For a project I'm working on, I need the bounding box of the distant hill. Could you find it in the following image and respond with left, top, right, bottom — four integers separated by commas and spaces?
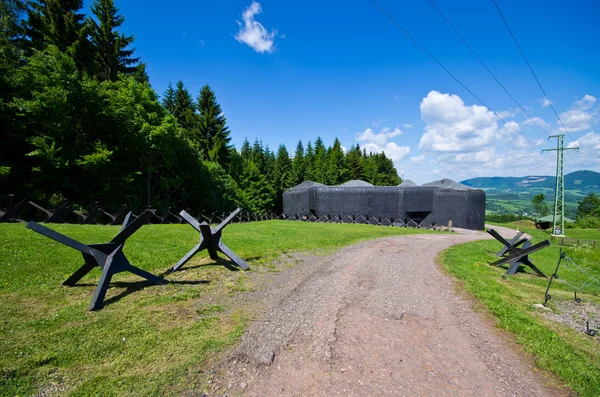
461, 170, 600, 193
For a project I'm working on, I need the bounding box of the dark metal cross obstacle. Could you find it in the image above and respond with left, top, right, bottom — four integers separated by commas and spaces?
28, 199, 71, 223
0, 194, 28, 222
26, 210, 167, 311
487, 229, 548, 277
170, 208, 249, 273
494, 230, 527, 257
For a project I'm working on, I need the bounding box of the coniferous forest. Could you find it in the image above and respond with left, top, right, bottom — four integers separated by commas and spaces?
0, 0, 401, 215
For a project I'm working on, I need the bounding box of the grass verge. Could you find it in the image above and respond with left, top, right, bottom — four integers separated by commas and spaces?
0, 220, 432, 396
440, 222, 600, 396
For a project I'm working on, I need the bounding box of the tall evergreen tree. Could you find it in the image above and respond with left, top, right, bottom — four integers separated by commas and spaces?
312, 136, 327, 183
239, 160, 274, 213
161, 82, 176, 114
305, 141, 315, 180
25, 0, 92, 69
273, 144, 294, 211
90, 0, 139, 81
292, 140, 305, 184
251, 139, 265, 172
345, 144, 364, 181
326, 137, 346, 185
172, 80, 197, 134
240, 138, 251, 160
196, 84, 231, 169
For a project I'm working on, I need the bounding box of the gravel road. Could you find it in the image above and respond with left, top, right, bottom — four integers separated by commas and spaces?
211, 227, 568, 396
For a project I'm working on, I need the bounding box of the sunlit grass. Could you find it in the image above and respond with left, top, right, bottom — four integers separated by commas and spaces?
441, 222, 600, 396
0, 220, 432, 396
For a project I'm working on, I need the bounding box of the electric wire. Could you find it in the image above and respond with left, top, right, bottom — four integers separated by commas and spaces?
429, 0, 550, 140
370, 0, 538, 148
491, 0, 576, 144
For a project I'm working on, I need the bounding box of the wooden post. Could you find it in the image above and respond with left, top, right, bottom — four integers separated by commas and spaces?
448, 220, 453, 232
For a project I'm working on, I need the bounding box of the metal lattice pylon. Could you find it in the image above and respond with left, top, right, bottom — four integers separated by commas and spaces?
542, 135, 578, 237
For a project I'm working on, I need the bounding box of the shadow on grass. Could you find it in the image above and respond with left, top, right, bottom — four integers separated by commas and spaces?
102, 279, 211, 307
163, 257, 249, 274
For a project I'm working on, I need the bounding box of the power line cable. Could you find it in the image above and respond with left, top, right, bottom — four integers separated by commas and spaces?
491, 0, 576, 144
428, 0, 550, 140
370, 0, 538, 148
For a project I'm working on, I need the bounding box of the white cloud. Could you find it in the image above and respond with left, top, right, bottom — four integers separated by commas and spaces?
409, 155, 425, 165
403, 123, 413, 128
234, 2, 277, 54
356, 127, 402, 147
394, 94, 400, 100
542, 98, 552, 108
575, 94, 597, 110
522, 116, 550, 131
558, 94, 597, 132
199, 39, 205, 47
564, 132, 600, 171
372, 119, 385, 127
418, 90, 506, 153
497, 108, 518, 119
355, 127, 410, 163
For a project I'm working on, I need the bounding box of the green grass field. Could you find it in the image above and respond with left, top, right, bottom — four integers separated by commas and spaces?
441, 222, 600, 396
0, 221, 433, 396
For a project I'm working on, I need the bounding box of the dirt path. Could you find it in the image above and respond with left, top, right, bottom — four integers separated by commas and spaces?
211, 227, 564, 396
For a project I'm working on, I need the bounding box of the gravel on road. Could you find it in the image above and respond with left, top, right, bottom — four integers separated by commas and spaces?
209, 227, 568, 396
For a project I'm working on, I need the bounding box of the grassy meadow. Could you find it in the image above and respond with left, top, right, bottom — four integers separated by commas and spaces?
441, 221, 600, 396
0, 220, 432, 396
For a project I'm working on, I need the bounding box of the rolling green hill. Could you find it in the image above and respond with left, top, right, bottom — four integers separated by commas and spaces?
461, 170, 600, 217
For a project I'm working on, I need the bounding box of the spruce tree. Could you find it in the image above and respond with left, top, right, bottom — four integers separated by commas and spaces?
273, 145, 294, 211
240, 138, 251, 160
196, 84, 231, 169
90, 0, 139, 81
239, 160, 275, 213
345, 144, 364, 181
305, 141, 315, 180
325, 137, 346, 185
172, 80, 197, 135
25, 0, 92, 69
162, 82, 176, 114
251, 139, 265, 172
292, 140, 305, 184
312, 136, 327, 183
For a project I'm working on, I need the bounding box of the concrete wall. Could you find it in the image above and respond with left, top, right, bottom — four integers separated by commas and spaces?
282, 182, 486, 230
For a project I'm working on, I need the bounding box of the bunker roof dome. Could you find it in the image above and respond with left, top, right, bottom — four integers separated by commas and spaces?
339, 180, 374, 187
421, 178, 472, 190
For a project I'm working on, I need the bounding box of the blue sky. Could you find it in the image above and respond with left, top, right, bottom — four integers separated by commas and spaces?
90, 0, 599, 183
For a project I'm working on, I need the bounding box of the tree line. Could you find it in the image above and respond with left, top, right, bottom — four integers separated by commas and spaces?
0, 0, 401, 215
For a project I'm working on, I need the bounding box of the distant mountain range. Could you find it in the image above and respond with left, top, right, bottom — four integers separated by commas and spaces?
461, 170, 600, 193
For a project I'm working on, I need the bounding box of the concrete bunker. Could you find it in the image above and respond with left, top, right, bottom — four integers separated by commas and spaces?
283, 179, 486, 230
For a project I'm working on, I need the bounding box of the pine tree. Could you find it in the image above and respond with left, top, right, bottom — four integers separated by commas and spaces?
172, 80, 197, 135
228, 146, 243, 182
239, 160, 275, 213
240, 138, 251, 160
345, 144, 364, 181
312, 136, 327, 183
162, 82, 176, 114
90, 0, 139, 81
292, 140, 305, 185
373, 152, 401, 186
305, 141, 315, 180
196, 84, 231, 169
362, 153, 378, 185
133, 61, 149, 83
25, 0, 92, 69
273, 145, 294, 211
251, 139, 265, 172
325, 137, 346, 185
